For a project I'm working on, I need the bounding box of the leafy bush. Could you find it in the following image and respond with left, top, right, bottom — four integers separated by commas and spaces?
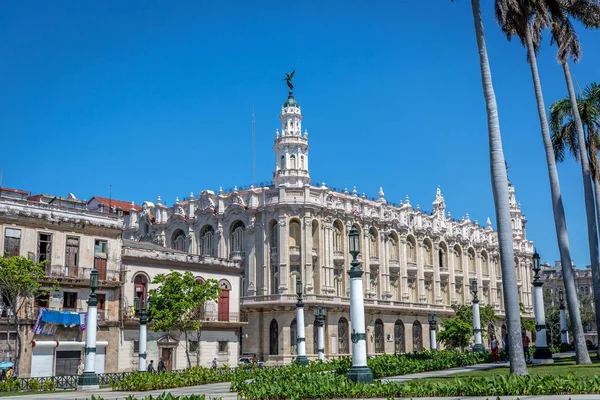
236, 371, 600, 399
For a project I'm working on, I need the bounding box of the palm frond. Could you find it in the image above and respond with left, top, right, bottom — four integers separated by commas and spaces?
569, 0, 600, 28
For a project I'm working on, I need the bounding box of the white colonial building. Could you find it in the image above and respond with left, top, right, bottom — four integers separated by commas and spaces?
124, 90, 535, 364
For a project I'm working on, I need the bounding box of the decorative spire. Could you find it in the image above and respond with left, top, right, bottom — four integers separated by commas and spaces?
465, 212, 470, 222
157, 195, 162, 204
175, 197, 180, 204
219, 187, 223, 194
362, 192, 366, 199
486, 217, 493, 230
404, 195, 411, 208
234, 186, 238, 193
352, 186, 358, 196
378, 187, 384, 198
130, 201, 136, 211
344, 188, 349, 195
189, 192, 195, 200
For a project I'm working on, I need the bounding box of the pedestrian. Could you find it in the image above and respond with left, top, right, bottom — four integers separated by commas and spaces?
158, 358, 166, 373
212, 358, 218, 369
469, 342, 474, 352
77, 359, 84, 375
503, 334, 509, 362
251, 354, 257, 364
147, 360, 155, 373
490, 335, 499, 363
1, 369, 6, 382
6, 367, 13, 379
522, 332, 531, 362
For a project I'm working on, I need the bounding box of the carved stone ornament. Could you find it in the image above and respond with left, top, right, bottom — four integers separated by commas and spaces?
278, 220, 287, 227
304, 218, 312, 226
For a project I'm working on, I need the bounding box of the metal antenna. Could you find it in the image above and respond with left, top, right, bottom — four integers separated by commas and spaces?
252, 103, 257, 185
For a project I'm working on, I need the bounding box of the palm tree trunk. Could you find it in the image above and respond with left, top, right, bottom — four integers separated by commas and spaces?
524, 26, 591, 364
470, 0, 526, 375
587, 130, 600, 245
561, 60, 600, 359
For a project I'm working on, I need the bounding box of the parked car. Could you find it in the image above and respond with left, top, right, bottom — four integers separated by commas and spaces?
238, 357, 264, 368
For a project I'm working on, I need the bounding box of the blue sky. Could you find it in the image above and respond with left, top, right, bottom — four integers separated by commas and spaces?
1, 1, 598, 268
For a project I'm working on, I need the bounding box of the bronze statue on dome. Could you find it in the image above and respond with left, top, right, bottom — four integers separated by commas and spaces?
283, 70, 295, 92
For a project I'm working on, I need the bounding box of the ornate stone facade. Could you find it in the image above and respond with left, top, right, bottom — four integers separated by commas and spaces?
126, 92, 535, 364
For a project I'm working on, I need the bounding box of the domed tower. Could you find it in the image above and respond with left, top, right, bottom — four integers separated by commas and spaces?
508, 177, 527, 240
273, 71, 310, 187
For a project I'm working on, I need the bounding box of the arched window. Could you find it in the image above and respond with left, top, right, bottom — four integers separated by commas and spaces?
424, 239, 433, 266
280, 156, 285, 169
439, 242, 448, 269
333, 221, 343, 253
270, 319, 279, 355
290, 155, 297, 169
407, 236, 416, 263
230, 221, 245, 254
300, 155, 305, 170
200, 225, 214, 256
172, 229, 186, 251
334, 270, 344, 297
389, 233, 399, 262
412, 321, 423, 351
394, 320, 405, 354
289, 220, 301, 248
482, 251, 489, 275
338, 317, 349, 354
468, 248, 476, 273
374, 319, 384, 353
454, 245, 463, 271
511, 219, 516, 229
290, 318, 297, 355
133, 273, 149, 309
369, 228, 378, 258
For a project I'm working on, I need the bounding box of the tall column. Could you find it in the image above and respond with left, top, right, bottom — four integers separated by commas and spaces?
78, 268, 100, 391
532, 251, 553, 363
471, 280, 484, 352
559, 290, 569, 344
304, 216, 314, 293
295, 279, 308, 365
347, 225, 373, 384
247, 220, 257, 296
400, 238, 409, 301
278, 217, 289, 293
417, 241, 426, 303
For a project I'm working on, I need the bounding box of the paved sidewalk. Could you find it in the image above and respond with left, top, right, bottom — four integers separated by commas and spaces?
380, 362, 507, 383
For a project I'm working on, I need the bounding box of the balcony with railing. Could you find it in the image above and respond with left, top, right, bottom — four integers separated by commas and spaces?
230, 251, 245, 262
43, 265, 121, 287
407, 261, 417, 271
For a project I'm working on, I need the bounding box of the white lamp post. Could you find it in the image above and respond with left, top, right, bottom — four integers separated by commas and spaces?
295, 279, 309, 366
347, 225, 373, 384
559, 290, 569, 345
428, 313, 437, 351
314, 305, 327, 361
78, 267, 100, 391
471, 279, 484, 352
531, 251, 553, 363
134, 290, 150, 372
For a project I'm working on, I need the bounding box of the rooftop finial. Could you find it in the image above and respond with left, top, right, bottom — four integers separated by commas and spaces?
378, 187, 385, 198
283, 70, 295, 94
157, 195, 162, 204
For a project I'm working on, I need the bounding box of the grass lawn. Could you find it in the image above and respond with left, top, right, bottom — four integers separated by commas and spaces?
423, 357, 600, 382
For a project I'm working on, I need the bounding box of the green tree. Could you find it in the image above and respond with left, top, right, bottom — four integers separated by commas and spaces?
438, 318, 472, 350
452, 0, 527, 375
494, 0, 593, 364
438, 304, 500, 350
148, 270, 220, 368
0, 256, 48, 375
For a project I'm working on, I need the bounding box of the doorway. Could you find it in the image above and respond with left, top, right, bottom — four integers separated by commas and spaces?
161, 348, 173, 371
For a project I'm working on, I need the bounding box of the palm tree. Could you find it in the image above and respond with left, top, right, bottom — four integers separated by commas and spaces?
545, 1, 600, 359
494, 0, 591, 364
551, 82, 600, 234
457, 0, 527, 374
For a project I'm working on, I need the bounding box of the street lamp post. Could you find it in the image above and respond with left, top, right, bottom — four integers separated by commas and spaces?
532, 251, 553, 363
347, 225, 374, 384
77, 267, 100, 391
314, 305, 327, 361
559, 290, 569, 345
471, 280, 484, 353
295, 278, 309, 366
428, 313, 437, 351
134, 290, 150, 372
